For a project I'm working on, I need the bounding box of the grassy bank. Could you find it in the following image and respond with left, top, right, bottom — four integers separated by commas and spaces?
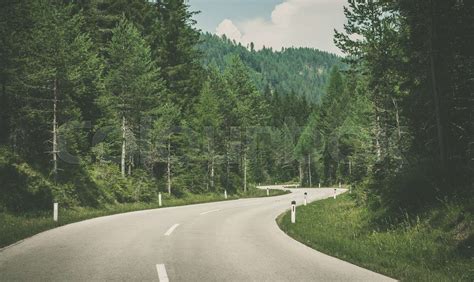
1, 188, 288, 248
277, 193, 473, 281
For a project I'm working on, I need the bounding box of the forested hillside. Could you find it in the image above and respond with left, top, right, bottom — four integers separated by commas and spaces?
199, 33, 341, 103
0, 0, 321, 213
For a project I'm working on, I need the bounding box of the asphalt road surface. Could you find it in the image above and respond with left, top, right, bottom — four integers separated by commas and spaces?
0, 187, 394, 281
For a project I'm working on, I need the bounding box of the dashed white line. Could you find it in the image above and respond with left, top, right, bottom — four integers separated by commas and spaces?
164, 224, 180, 236
199, 209, 221, 215
156, 264, 169, 282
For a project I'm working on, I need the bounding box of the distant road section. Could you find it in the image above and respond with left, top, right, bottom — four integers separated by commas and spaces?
0, 187, 394, 281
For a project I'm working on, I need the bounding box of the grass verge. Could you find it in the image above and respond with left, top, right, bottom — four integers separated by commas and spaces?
1, 188, 288, 248
277, 193, 473, 281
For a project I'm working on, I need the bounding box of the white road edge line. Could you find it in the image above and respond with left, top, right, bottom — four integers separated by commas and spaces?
156, 264, 169, 282
199, 209, 221, 215
164, 224, 180, 236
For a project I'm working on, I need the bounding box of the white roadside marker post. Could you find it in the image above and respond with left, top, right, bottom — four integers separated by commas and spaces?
334, 188, 337, 199
266, 188, 269, 196
224, 190, 228, 199
159, 193, 162, 207
53, 203, 58, 222
304, 192, 307, 206
291, 201, 296, 223
339, 182, 342, 188
319, 182, 321, 188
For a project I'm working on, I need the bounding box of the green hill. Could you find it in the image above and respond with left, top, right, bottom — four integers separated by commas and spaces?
198, 33, 341, 103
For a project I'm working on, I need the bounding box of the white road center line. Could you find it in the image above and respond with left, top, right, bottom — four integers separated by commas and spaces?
156, 264, 169, 282
164, 223, 180, 236
199, 209, 221, 215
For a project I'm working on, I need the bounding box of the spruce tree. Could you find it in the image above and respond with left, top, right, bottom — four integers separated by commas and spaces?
149, 0, 203, 115
101, 18, 163, 177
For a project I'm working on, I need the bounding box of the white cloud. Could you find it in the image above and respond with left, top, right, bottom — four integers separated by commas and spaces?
216, 19, 242, 42
214, 0, 346, 54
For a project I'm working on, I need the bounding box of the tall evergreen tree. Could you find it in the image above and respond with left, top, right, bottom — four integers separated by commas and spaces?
194, 77, 224, 191
149, 0, 203, 115
100, 18, 163, 177
9, 1, 102, 177
225, 56, 268, 191
149, 102, 181, 195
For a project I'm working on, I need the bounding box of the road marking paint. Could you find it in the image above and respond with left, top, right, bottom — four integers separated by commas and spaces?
199, 209, 221, 215
156, 264, 169, 282
164, 224, 180, 236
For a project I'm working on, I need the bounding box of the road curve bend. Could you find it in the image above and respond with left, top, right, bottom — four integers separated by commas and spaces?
0, 187, 394, 281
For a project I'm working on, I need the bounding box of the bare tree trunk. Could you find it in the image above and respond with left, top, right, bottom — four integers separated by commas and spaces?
298, 160, 303, 186
167, 137, 171, 195
226, 140, 230, 192
210, 141, 215, 191
211, 158, 215, 191
121, 115, 126, 177
429, 0, 446, 168
243, 149, 247, 192
375, 113, 382, 160
207, 139, 216, 191
308, 154, 312, 187
207, 140, 211, 191
52, 78, 58, 181
349, 160, 352, 176
392, 98, 402, 140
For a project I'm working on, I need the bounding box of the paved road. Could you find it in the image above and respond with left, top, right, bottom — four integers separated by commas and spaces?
0, 187, 394, 281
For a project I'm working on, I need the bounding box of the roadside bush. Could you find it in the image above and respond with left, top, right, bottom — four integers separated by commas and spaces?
130, 169, 158, 202
0, 147, 54, 212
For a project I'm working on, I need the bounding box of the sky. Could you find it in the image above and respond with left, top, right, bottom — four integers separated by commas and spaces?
189, 0, 347, 55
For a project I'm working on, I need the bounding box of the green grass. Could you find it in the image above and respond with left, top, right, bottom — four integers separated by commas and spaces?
0, 188, 288, 248
277, 194, 473, 281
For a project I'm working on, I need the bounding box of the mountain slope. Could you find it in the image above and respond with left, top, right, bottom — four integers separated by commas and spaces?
198, 33, 342, 103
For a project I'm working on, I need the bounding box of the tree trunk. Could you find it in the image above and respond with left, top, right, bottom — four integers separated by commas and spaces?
207, 139, 216, 191
308, 153, 312, 187
349, 160, 352, 176
211, 158, 215, 191
210, 142, 215, 191
298, 160, 303, 186
121, 115, 126, 177
428, 0, 446, 168
52, 78, 58, 182
375, 113, 382, 160
243, 149, 247, 192
167, 137, 171, 195
226, 137, 230, 192
392, 98, 402, 141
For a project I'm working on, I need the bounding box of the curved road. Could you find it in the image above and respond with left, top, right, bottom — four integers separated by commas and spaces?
0, 187, 394, 281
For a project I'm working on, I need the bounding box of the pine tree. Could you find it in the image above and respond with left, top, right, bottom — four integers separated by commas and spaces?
7, 1, 102, 180
194, 76, 223, 191
225, 56, 268, 192
101, 18, 162, 177
149, 0, 203, 115
150, 103, 181, 195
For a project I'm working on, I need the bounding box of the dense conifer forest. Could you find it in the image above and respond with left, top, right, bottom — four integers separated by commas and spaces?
0, 0, 472, 229
198, 33, 341, 103
0, 0, 339, 212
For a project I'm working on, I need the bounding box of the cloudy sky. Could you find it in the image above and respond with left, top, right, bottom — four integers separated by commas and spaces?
189, 0, 347, 55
